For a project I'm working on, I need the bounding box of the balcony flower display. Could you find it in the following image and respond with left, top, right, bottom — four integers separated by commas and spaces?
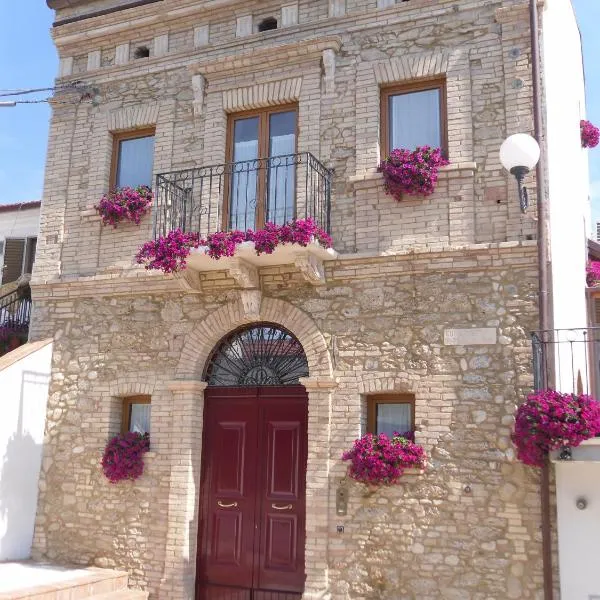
135, 219, 332, 273
587, 261, 600, 287
342, 432, 426, 485
95, 185, 153, 227
378, 146, 449, 200
512, 390, 600, 467
101, 432, 150, 483
0, 321, 29, 356
581, 120, 600, 149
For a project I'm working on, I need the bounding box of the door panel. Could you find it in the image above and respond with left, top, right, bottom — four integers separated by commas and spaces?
200, 390, 259, 591
198, 386, 307, 598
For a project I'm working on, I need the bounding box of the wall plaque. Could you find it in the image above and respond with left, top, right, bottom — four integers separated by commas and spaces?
444, 328, 497, 346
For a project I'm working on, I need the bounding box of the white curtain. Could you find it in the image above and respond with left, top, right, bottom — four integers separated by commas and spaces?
117, 135, 155, 188
231, 139, 258, 230
390, 89, 441, 150
130, 404, 151, 435
376, 403, 412, 437
268, 133, 295, 224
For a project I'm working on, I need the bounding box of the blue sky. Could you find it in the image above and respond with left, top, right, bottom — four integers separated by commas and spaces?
0, 2, 599, 220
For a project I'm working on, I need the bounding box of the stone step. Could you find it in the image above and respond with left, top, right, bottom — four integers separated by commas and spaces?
0, 563, 129, 600
88, 592, 148, 600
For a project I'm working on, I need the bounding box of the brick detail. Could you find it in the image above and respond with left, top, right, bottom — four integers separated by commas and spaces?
329, 0, 345, 18
236, 15, 253, 38
107, 104, 159, 132
115, 43, 129, 65
153, 34, 169, 57
59, 57, 73, 77
222, 77, 303, 112
87, 50, 101, 71
281, 3, 299, 27
193, 25, 209, 47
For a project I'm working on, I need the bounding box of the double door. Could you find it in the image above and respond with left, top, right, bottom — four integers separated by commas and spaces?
197, 386, 308, 600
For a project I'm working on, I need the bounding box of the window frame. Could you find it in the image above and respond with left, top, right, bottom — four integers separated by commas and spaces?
224, 104, 299, 231
366, 393, 415, 436
380, 78, 448, 159
110, 127, 156, 191
121, 395, 151, 435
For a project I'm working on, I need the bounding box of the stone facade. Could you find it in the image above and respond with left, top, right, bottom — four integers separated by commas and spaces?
33, 1, 555, 599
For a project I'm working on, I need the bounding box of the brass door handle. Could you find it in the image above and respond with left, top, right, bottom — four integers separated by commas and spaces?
272, 503, 293, 511
217, 500, 238, 508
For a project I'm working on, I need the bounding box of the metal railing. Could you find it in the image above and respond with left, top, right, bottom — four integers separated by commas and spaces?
532, 328, 600, 396
153, 152, 332, 239
0, 285, 31, 327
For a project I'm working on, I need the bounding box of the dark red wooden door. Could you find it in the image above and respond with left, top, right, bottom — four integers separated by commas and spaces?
197, 386, 308, 600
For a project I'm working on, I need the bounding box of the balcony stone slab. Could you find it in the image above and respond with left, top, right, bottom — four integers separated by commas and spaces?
185, 240, 337, 288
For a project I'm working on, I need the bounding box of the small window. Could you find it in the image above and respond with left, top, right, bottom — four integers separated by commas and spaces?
122, 395, 151, 435
367, 394, 415, 437
111, 129, 155, 189
134, 46, 150, 59
258, 17, 278, 32
381, 79, 447, 157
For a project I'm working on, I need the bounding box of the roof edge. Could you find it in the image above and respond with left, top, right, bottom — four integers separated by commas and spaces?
0, 201, 42, 213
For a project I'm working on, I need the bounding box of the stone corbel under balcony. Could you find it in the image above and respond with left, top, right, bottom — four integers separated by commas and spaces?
184, 240, 336, 288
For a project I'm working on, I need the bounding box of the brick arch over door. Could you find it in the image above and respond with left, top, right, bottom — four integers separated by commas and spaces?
175, 296, 332, 380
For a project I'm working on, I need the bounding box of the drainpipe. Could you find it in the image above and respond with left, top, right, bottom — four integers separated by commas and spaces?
529, 0, 553, 598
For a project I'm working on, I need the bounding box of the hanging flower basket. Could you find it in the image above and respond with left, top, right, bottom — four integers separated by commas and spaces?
342, 432, 426, 486
135, 219, 333, 274
101, 432, 150, 483
0, 321, 29, 356
95, 185, 153, 227
512, 390, 600, 467
581, 120, 600, 149
377, 146, 449, 201
587, 261, 600, 287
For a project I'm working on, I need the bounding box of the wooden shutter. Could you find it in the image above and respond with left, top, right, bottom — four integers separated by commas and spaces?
594, 297, 600, 325
2, 239, 25, 284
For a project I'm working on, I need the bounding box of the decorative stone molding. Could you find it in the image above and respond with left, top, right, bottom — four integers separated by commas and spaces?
153, 34, 169, 57
192, 74, 206, 117
377, 0, 395, 7
194, 25, 209, 47
329, 0, 346, 17
59, 57, 74, 77
373, 51, 450, 84
115, 43, 130, 66
322, 49, 336, 96
107, 103, 159, 131
174, 269, 202, 293
87, 50, 101, 71
299, 376, 339, 391
236, 15, 253, 38
239, 289, 262, 320
295, 254, 326, 285
108, 378, 157, 397
357, 376, 421, 396
281, 3, 299, 27
166, 380, 208, 393
227, 258, 260, 289
222, 77, 302, 112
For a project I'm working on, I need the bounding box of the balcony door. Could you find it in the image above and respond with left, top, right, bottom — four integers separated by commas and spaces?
226, 106, 297, 231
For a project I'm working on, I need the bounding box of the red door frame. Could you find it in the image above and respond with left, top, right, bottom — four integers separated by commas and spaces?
196, 386, 308, 599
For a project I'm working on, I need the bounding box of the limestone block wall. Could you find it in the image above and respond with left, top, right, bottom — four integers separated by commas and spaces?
36, 0, 538, 283
29, 244, 548, 599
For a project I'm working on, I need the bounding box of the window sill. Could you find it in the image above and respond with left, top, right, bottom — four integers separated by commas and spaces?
348, 161, 477, 184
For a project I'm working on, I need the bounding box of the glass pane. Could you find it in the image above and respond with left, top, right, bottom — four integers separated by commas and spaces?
230, 117, 259, 230
116, 135, 155, 188
389, 88, 441, 151
129, 403, 151, 434
268, 111, 296, 225
376, 403, 412, 437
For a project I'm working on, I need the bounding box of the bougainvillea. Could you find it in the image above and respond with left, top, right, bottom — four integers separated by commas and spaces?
581, 120, 600, 149
135, 219, 333, 273
378, 146, 449, 200
95, 185, 153, 227
135, 229, 201, 273
101, 432, 150, 483
0, 321, 29, 356
586, 261, 600, 287
342, 432, 426, 485
512, 390, 600, 467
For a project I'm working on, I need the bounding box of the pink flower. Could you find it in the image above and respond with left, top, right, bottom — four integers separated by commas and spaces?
95, 186, 153, 227
378, 146, 448, 200
581, 120, 600, 149
587, 261, 600, 286
101, 432, 150, 483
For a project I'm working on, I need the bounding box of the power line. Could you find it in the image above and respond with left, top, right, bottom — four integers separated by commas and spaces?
0, 81, 84, 98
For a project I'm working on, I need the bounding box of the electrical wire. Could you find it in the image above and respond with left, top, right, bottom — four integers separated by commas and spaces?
0, 81, 83, 98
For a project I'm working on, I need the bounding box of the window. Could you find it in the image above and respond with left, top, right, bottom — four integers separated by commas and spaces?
226, 106, 297, 230
111, 128, 155, 190
367, 394, 415, 437
122, 395, 151, 435
134, 46, 150, 59
1, 237, 36, 284
381, 79, 447, 157
258, 17, 278, 32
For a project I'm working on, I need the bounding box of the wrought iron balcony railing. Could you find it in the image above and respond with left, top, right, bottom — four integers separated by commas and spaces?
153, 152, 332, 239
532, 328, 600, 397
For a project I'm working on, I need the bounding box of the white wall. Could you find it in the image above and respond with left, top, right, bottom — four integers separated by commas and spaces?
542, 0, 590, 392
555, 440, 600, 599
0, 340, 52, 561
0, 207, 40, 242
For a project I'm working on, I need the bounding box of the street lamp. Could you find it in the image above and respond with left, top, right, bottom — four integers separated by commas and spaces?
499, 133, 540, 212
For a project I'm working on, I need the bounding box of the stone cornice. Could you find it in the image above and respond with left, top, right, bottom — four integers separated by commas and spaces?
167, 380, 208, 394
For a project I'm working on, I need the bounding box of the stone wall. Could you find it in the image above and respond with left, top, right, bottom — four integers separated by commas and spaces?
30, 243, 549, 599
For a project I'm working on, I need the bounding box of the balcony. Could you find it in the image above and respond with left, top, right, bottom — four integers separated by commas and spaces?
152, 152, 335, 286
